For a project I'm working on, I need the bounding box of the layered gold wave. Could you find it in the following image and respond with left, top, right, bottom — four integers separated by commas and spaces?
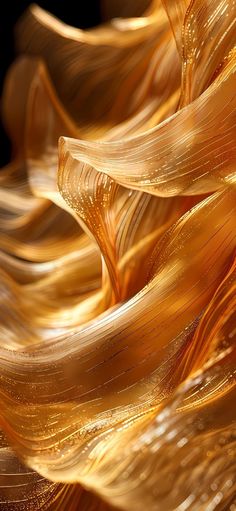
0, 1, 236, 510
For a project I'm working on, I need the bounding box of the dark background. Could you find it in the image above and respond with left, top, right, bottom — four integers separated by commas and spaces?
0, 1, 101, 166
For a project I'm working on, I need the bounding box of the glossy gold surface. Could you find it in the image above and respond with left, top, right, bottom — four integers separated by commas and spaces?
0, 1, 236, 509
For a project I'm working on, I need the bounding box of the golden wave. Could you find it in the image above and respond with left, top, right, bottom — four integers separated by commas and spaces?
0, 1, 235, 509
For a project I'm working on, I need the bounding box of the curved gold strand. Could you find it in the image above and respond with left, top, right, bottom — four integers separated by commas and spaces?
0, 186, 235, 481
0, 2, 236, 509
180, 0, 236, 106
59, 48, 236, 198
161, 0, 190, 55
73, 348, 236, 511
16, 3, 169, 135
0, 433, 114, 511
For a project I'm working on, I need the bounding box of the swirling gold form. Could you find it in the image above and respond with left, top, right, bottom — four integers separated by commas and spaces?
0, 0, 236, 510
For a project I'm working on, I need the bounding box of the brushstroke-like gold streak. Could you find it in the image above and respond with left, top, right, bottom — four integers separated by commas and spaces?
0, 0, 235, 509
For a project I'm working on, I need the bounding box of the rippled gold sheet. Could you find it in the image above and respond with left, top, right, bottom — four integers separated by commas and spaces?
0, 0, 236, 509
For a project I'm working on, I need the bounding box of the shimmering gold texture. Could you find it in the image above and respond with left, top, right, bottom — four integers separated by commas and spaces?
0, 1, 236, 510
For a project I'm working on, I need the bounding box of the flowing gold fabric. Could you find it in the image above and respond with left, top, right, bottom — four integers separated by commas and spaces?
0, 1, 236, 509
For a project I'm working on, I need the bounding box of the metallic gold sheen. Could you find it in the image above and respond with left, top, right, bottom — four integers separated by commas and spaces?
0, 1, 236, 510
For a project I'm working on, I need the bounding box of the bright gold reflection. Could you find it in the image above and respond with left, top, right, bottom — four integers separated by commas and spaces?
0, 1, 236, 510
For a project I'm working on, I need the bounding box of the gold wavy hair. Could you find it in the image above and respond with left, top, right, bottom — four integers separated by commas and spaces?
0, 1, 236, 510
